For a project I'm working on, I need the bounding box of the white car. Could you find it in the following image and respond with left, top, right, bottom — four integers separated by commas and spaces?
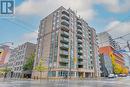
108, 74, 116, 78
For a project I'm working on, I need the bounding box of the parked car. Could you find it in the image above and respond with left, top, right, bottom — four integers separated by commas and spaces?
118, 74, 127, 77
108, 74, 116, 78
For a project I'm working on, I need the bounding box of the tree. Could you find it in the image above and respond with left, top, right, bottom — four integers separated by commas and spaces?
0, 67, 11, 78
23, 54, 35, 71
34, 58, 48, 79
113, 63, 122, 74
109, 52, 116, 66
0, 68, 5, 77
122, 67, 129, 74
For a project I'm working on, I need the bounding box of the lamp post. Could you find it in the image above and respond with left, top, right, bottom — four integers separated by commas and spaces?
127, 41, 130, 52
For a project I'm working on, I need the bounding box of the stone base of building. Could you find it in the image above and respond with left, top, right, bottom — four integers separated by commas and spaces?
32, 69, 99, 79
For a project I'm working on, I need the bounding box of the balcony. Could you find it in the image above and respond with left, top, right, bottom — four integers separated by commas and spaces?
78, 44, 83, 49
61, 21, 69, 28
60, 58, 69, 63
60, 44, 69, 50
61, 15, 69, 22
77, 34, 82, 39
61, 18, 69, 24
61, 25, 69, 32
60, 37, 69, 44
77, 29, 82, 34
77, 55, 83, 58
77, 20, 82, 26
77, 39, 82, 44
62, 11, 69, 17
60, 55, 68, 58
77, 25, 82, 29
78, 62, 84, 65
78, 50, 83, 55
61, 31, 69, 38
60, 50, 69, 56
59, 66, 68, 68
78, 65, 83, 68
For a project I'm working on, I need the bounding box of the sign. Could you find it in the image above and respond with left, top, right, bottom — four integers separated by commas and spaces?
0, 0, 15, 17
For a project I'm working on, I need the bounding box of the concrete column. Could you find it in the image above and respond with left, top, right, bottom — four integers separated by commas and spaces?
91, 73, 93, 78
83, 72, 85, 78
74, 72, 77, 78
56, 71, 58, 77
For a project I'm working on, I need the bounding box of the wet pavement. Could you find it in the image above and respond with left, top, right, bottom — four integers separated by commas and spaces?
0, 77, 130, 87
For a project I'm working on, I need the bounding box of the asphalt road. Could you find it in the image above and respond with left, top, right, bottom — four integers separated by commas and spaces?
0, 77, 130, 87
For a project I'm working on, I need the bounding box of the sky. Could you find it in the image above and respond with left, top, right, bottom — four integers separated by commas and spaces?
0, 0, 130, 48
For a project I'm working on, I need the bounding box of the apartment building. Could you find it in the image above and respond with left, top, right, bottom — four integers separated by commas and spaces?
97, 32, 121, 50
7, 42, 36, 78
99, 54, 113, 77
98, 32, 125, 76
0, 45, 11, 65
32, 6, 100, 78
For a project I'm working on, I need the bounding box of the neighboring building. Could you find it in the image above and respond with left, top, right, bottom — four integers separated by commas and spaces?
99, 46, 130, 75
0, 45, 11, 65
98, 32, 125, 75
123, 53, 130, 72
99, 54, 113, 77
32, 6, 100, 79
7, 42, 36, 78
99, 45, 125, 67
97, 32, 121, 50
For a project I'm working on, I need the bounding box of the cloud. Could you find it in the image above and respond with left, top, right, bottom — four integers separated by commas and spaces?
21, 30, 38, 43
16, 0, 96, 21
106, 21, 130, 38
96, 0, 130, 13
104, 20, 130, 49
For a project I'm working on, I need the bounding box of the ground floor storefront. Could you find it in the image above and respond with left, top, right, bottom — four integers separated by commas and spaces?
6, 71, 32, 78
32, 69, 96, 79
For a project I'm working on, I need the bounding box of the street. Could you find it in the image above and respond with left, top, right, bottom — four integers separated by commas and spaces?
0, 77, 130, 87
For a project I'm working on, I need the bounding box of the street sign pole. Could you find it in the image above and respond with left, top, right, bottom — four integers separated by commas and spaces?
127, 41, 130, 52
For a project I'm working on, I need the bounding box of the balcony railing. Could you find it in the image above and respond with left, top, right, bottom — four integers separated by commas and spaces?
77, 34, 82, 38
78, 62, 84, 65
61, 21, 69, 28
60, 37, 69, 44
60, 43, 69, 50
61, 25, 69, 32
77, 55, 83, 59
61, 15, 69, 22
60, 50, 69, 54
60, 58, 69, 63
77, 29, 82, 34
59, 66, 68, 68
77, 39, 82, 43
77, 20, 82, 26
78, 44, 83, 49
61, 31, 69, 38
77, 25, 82, 29
78, 50, 83, 55
62, 11, 69, 17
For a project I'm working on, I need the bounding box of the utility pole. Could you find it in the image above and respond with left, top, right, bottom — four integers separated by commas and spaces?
127, 41, 130, 51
